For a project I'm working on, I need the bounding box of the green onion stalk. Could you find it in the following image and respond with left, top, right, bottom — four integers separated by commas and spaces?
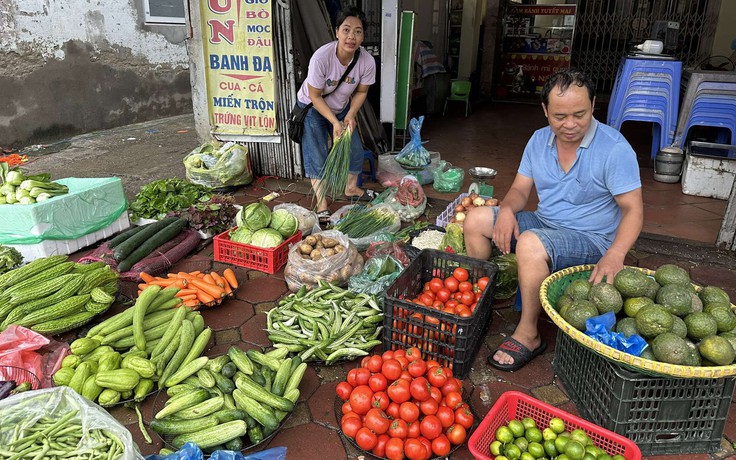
335, 206, 397, 238
317, 127, 353, 205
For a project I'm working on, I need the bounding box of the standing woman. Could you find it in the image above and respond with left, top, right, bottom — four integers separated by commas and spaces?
296, 6, 376, 219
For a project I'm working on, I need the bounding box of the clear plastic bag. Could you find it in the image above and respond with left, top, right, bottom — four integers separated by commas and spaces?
0, 386, 142, 459
329, 204, 402, 251
184, 141, 253, 188
283, 230, 364, 292
273, 203, 320, 236
432, 160, 465, 193
395, 116, 431, 168
365, 241, 411, 266
348, 255, 403, 296
384, 188, 427, 222
491, 253, 519, 300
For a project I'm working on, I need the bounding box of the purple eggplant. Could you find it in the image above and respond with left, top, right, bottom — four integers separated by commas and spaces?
0, 380, 17, 400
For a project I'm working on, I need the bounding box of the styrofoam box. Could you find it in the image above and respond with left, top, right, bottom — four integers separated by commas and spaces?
681, 143, 736, 200
8, 212, 130, 262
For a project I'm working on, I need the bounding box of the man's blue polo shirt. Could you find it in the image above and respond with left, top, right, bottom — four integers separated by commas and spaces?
518, 118, 641, 253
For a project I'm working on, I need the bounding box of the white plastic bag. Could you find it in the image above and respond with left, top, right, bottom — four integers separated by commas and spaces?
329, 204, 402, 251
273, 203, 320, 236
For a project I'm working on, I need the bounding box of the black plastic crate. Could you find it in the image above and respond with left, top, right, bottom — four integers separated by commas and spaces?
553, 331, 736, 455
383, 249, 498, 379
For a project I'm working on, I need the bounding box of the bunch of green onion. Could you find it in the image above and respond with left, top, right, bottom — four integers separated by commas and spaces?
335, 206, 397, 238
317, 127, 353, 204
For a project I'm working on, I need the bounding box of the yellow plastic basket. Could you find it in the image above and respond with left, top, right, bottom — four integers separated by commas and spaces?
540, 264, 736, 378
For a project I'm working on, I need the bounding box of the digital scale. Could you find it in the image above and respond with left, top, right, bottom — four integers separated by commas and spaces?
468, 167, 497, 197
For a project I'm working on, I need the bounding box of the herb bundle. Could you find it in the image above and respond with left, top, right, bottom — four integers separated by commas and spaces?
317, 127, 352, 204
335, 205, 397, 239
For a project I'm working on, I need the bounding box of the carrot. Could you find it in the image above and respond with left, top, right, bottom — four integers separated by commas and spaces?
210, 272, 225, 288
203, 273, 217, 286
183, 299, 200, 308
138, 283, 150, 291
140, 272, 155, 283
149, 278, 187, 288
221, 277, 233, 295
190, 271, 202, 276
179, 294, 198, 302
189, 278, 226, 299
176, 272, 198, 281
196, 290, 216, 304
174, 288, 198, 297
223, 269, 238, 289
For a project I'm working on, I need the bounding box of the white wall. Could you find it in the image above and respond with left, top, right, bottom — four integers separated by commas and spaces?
712, 0, 736, 58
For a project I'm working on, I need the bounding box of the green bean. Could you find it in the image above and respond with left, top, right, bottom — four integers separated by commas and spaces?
325, 347, 369, 364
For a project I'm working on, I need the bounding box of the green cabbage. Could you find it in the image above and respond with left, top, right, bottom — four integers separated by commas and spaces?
250, 228, 284, 248
229, 227, 254, 244
270, 209, 298, 238
237, 201, 271, 231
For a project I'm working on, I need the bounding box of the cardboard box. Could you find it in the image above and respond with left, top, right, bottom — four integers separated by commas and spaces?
681, 142, 736, 200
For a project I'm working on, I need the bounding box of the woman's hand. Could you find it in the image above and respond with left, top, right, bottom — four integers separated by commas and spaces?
332, 121, 344, 139
343, 114, 358, 133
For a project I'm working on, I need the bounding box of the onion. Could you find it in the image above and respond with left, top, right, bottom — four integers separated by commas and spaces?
469, 192, 479, 201
461, 197, 472, 208
455, 212, 466, 222
486, 198, 499, 206
473, 197, 486, 207
454, 204, 466, 213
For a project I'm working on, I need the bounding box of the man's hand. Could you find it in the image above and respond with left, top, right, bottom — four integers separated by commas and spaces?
589, 249, 626, 284
492, 207, 519, 254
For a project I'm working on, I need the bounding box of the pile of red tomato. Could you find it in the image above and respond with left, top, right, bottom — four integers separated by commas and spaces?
403, 267, 490, 318
336, 347, 474, 460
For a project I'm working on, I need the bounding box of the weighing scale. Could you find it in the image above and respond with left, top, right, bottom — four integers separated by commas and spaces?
468, 167, 497, 197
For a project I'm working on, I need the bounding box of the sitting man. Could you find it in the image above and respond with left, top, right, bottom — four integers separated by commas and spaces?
464, 69, 643, 372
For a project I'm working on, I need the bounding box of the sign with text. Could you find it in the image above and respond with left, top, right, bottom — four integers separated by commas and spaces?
200, 0, 276, 137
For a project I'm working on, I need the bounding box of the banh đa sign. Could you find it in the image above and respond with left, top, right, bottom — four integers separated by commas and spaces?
200, 0, 276, 138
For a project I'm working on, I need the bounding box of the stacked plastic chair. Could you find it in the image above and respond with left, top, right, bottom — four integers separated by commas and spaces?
674, 77, 736, 152
607, 57, 682, 159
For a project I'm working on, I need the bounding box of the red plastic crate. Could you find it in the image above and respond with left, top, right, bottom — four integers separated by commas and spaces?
468, 391, 641, 460
213, 229, 301, 274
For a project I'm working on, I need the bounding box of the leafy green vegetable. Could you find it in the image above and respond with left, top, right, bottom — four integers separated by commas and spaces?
229, 227, 254, 244
441, 223, 465, 255
237, 202, 271, 231
270, 209, 298, 238
168, 194, 238, 236
129, 178, 212, 221
250, 228, 283, 248
0, 245, 23, 275
492, 252, 518, 300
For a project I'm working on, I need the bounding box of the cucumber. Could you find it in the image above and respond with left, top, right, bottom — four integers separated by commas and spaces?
212, 371, 235, 394
175, 396, 224, 420
155, 388, 210, 419
107, 225, 147, 249
221, 362, 237, 379
213, 408, 247, 423
232, 389, 279, 432
270, 358, 291, 397
234, 374, 294, 412
247, 424, 264, 445
113, 217, 179, 262
117, 218, 187, 272
149, 416, 219, 436
196, 368, 216, 388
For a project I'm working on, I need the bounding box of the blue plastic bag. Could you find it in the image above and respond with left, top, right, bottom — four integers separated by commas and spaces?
395, 116, 431, 168
585, 312, 648, 356
146, 443, 287, 460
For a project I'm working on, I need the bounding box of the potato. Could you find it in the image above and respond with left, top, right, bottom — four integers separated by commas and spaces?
310, 249, 322, 260
334, 245, 346, 253
299, 243, 313, 255
316, 241, 324, 250
301, 254, 311, 260
340, 264, 353, 280
304, 235, 317, 246
322, 237, 339, 248
324, 248, 336, 257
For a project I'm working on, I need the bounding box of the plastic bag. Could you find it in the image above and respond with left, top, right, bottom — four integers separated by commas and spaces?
283, 230, 364, 292
383, 189, 427, 222
0, 325, 69, 389
432, 160, 465, 193
329, 204, 402, 251
440, 223, 465, 255
184, 141, 253, 188
145, 443, 287, 460
348, 255, 403, 296
585, 312, 649, 356
273, 203, 319, 236
492, 253, 519, 300
365, 241, 411, 266
0, 387, 142, 459
395, 116, 431, 168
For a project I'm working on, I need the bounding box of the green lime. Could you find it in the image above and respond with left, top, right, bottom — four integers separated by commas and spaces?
598, 454, 612, 460
582, 454, 597, 460
528, 441, 546, 459
585, 445, 602, 457
612, 455, 626, 460
496, 426, 515, 444
549, 417, 566, 434
554, 435, 570, 453
520, 453, 536, 460
514, 437, 529, 452
522, 417, 537, 430
565, 440, 586, 460
496, 457, 509, 460
508, 419, 526, 438
490, 440, 503, 456
559, 431, 571, 438
543, 439, 558, 458
557, 455, 571, 460
504, 443, 522, 460
542, 427, 557, 441
570, 429, 590, 447
525, 427, 543, 443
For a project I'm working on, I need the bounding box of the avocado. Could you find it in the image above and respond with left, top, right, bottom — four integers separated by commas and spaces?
699, 286, 731, 306
562, 300, 599, 331
656, 283, 693, 317
564, 279, 592, 301
615, 317, 639, 338
639, 346, 656, 361
683, 340, 702, 367
556, 294, 574, 313
623, 297, 655, 318
703, 301, 733, 314
635, 305, 674, 339
654, 264, 690, 287
698, 335, 736, 366
643, 277, 661, 300
690, 293, 703, 313
671, 315, 688, 339
706, 305, 736, 333
651, 332, 690, 365
589, 282, 623, 314
719, 333, 736, 357
684, 312, 719, 341
613, 268, 651, 298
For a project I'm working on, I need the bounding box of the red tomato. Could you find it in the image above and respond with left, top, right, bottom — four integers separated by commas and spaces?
477, 276, 490, 291
341, 401, 353, 414
399, 370, 413, 381
373, 433, 390, 458
366, 355, 384, 373
409, 376, 431, 401
423, 281, 432, 292
431, 300, 444, 310
458, 281, 473, 292
431, 434, 451, 456
386, 401, 401, 419
387, 378, 411, 404
460, 291, 475, 306
418, 437, 433, 460
456, 305, 472, 317
453, 291, 464, 301
382, 350, 395, 361
428, 277, 444, 293
349, 385, 374, 415
419, 396, 439, 416
342, 411, 361, 420
436, 406, 455, 428
440, 378, 461, 396
395, 355, 409, 370
444, 300, 458, 311
446, 423, 467, 445
354, 367, 371, 386
388, 418, 409, 439
355, 426, 378, 450
435, 288, 451, 303
385, 437, 405, 460
381, 359, 403, 381
454, 406, 474, 429
394, 349, 406, 359
369, 372, 388, 392
419, 293, 434, 307
444, 277, 459, 293
407, 420, 421, 438
426, 359, 441, 369
404, 438, 428, 460
347, 368, 359, 387
372, 391, 390, 411
335, 381, 354, 400
361, 356, 371, 368
407, 359, 427, 378
452, 268, 469, 282
419, 415, 443, 440
444, 390, 464, 410
427, 366, 448, 387
341, 416, 363, 438
429, 386, 443, 404
364, 408, 391, 435
399, 401, 420, 423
